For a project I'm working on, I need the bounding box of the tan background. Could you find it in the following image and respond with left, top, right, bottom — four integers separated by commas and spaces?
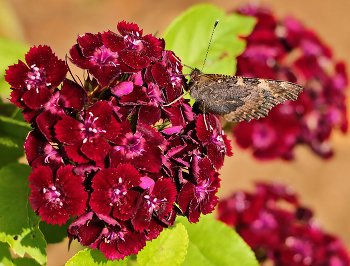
4, 0, 350, 265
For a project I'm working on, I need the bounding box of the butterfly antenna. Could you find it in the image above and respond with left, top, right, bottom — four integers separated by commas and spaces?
173, 55, 194, 71
201, 20, 219, 72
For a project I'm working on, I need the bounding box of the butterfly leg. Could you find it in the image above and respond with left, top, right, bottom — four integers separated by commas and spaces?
204, 114, 209, 130
163, 91, 190, 107
201, 102, 209, 130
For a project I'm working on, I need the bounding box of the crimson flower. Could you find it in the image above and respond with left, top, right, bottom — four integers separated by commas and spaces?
68, 213, 146, 261
132, 177, 177, 231
90, 164, 141, 220
178, 157, 220, 223
218, 182, 350, 265
196, 114, 233, 169
29, 165, 88, 225
6, 20, 233, 260
6, 45, 68, 109
55, 100, 121, 163
69, 33, 130, 87
109, 122, 164, 173
102, 21, 164, 69
232, 5, 348, 160
24, 130, 64, 172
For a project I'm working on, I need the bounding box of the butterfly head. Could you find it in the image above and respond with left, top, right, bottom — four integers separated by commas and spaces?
189, 68, 202, 81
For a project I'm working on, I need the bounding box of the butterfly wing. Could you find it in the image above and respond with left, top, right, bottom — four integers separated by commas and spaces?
189, 73, 304, 123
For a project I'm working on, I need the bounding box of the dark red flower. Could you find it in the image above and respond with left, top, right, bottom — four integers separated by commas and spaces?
55, 100, 121, 163
102, 21, 164, 69
130, 50, 186, 126
7, 20, 233, 260
90, 164, 141, 220
96, 221, 146, 261
5, 45, 68, 109
233, 5, 348, 160
132, 177, 177, 231
149, 50, 185, 103
69, 33, 131, 87
24, 130, 64, 171
218, 182, 350, 265
178, 157, 220, 223
109, 122, 164, 173
196, 114, 233, 169
35, 79, 88, 141
29, 165, 88, 225
68, 212, 104, 246
68, 212, 146, 261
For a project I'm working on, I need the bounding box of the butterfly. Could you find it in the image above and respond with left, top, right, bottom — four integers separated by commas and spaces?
165, 20, 304, 123
188, 68, 304, 123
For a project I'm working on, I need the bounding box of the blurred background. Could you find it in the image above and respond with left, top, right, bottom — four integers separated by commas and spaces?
3, 0, 350, 265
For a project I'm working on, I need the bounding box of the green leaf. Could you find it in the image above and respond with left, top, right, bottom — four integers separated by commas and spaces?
12, 257, 41, 266
39, 216, 74, 244
0, 163, 47, 265
0, 36, 28, 98
178, 215, 259, 266
137, 223, 188, 266
0, 115, 31, 140
163, 3, 256, 75
0, 102, 18, 118
65, 248, 128, 266
0, 241, 13, 266
0, 115, 31, 167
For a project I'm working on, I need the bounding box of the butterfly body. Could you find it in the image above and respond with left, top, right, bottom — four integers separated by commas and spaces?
188, 68, 304, 123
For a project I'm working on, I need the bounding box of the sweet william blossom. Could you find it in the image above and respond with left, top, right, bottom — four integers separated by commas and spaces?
218, 182, 350, 265
109, 122, 164, 173
6, 20, 233, 260
196, 114, 233, 169
55, 100, 121, 163
90, 164, 141, 220
178, 157, 220, 223
132, 177, 177, 231
6, 45, 68, 109
232, 5, 348, 160
102, 21, 164, 69
29, 165, 88, 225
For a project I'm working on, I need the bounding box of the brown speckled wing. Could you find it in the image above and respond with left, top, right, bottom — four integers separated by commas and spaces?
188, 69, 304, 123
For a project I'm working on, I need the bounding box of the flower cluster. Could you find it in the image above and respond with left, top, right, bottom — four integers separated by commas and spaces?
232, 5, 348, 160
5, 21, 232, 260
218, 182, 350, 265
